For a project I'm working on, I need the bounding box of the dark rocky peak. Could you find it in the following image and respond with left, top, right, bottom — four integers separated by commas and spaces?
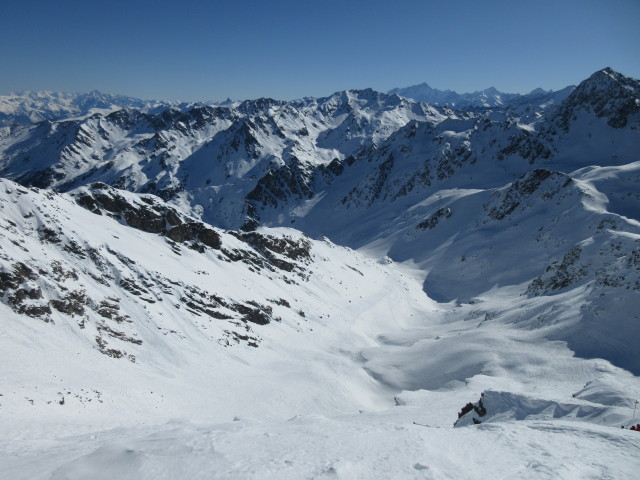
104, 108, 153, 130
237, 97, 286, 116
311, 88, 396, 117
345, 88, 406, 110
349, 88, 386, 104
244, 114, 286, 138
246, 156, 315, 213
226, 118, 262, 155
149, 107, 191, 130
155, 105, 237, 134
555, 68, 640, 129
572, 68, 639, 100
186, 104, 236, 129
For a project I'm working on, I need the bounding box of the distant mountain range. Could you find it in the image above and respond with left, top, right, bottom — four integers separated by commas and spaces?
0, 79, 575, 128
388, 81, 575, 109
0, 90, 188, 126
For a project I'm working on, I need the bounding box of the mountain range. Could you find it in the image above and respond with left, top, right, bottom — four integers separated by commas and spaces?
1, 67, 639, 479
388, 81, 576, 109
0, 90, 185, 126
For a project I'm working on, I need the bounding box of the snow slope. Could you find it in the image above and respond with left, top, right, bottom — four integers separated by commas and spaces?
1, 174, 639, 478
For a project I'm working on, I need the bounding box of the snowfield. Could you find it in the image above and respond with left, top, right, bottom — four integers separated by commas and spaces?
1, 178, 638, 478
1, 68, 640, 478
4, 414, 640, 479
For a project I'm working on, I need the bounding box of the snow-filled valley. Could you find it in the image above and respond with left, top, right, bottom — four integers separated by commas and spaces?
1, 68, 640, 479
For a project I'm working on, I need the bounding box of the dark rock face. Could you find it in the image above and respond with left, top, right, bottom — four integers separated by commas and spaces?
198, 228, 222, 249
166, 222, 222, 249
487, 169, 570, 221
498, 130, 552, 163
0, 263, 51, 318
50, 290, 88, 316
527, 245, 589, 296
247, 159, 314, 209
417, 207, 452, 230
73, 183, 311, 282
233, 301, 274, 325
166, 223, 196, 242
74, 184, 221, 250
554, 68, 640, 131
233, 231, 312, 273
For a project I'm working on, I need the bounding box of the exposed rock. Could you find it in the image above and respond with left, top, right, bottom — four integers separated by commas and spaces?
417, 207, 452, 230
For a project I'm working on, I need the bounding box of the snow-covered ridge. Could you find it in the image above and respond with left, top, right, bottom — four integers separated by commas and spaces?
388, 80, 575, 109
1, 68, 637, 236
0, 90, 186, 126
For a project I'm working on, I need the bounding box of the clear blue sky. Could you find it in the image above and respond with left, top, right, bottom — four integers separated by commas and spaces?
2, 0, 639, 102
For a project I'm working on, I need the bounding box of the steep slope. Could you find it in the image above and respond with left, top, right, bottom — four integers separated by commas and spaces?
1, 69, 635, 236
0, 89, 451, 229
0, 178, 440, 426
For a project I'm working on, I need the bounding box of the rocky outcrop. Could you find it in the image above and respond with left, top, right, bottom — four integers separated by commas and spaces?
416, 207, 452, 230
485, 169, 571, 221
74, 183, 221, 250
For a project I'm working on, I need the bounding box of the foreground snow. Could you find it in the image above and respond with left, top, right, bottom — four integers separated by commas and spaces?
3, 407, 639, 479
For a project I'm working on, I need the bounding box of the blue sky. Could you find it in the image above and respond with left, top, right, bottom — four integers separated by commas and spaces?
2, 0, 639, 101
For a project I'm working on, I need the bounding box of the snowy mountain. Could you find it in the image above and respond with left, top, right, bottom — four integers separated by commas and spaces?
388, 82, 514, 107
1, 68, 640, 479
0, 90, 182, 126
388, 81, 575, 109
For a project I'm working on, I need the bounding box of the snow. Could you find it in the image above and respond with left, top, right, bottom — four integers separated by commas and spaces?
3, 414, 639, 480
1, 179, 638, 477
1, 69, 640, 478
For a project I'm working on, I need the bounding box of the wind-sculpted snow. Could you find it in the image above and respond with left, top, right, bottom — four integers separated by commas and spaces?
454, 388, 639, 427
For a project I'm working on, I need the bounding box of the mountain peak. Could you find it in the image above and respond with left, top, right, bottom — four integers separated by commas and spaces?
553, 67, 640, 130
581, 67, 635, 89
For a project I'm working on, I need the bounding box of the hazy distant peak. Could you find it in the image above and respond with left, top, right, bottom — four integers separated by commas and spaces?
388, 80, 576, 109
